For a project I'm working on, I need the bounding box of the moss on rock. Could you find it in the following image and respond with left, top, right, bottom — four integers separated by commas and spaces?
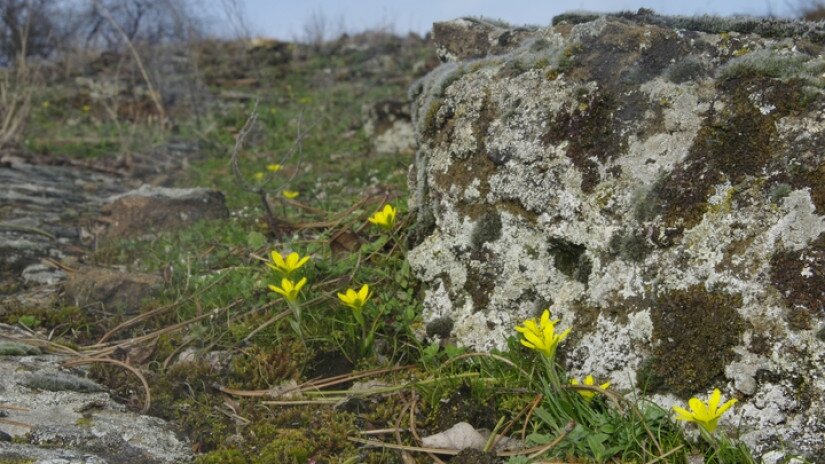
644, 285, 744, 398
542, 89, 626, 193
770, 234, 825, 314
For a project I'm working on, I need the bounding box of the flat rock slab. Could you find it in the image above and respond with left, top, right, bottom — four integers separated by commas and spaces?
0, 154, 124, 284
0, 327, 192, 464
100, 185, 228, 239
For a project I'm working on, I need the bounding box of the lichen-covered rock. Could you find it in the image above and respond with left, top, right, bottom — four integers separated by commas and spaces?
0, 329, 192, 463
408, 11, 825, 461
363, 100, 416, 154
100, 185, 228, 239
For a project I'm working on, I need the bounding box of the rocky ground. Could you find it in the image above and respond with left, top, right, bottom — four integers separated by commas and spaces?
1, 32, 429, 463
0, 143, 228, 462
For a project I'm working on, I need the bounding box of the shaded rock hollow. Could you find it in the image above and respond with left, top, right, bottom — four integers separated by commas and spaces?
407, 11, 825, 461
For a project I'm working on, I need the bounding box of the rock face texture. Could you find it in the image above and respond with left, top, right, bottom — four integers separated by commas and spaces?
0, 326, 193, 463
408, 12, 825, 460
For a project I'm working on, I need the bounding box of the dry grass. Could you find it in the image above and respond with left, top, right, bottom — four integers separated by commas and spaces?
0, 57, 37, 147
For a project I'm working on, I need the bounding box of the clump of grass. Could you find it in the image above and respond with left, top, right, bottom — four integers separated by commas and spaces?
718, 49, 825, 87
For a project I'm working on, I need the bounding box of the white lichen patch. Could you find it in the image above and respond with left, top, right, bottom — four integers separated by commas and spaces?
566, 310, 653, 391
767, 189, 825, 251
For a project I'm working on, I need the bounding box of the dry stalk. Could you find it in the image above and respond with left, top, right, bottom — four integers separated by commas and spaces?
91, 0, 167, 128
97, 272, 231, 344
228, 102, 315, 235
63, 357, 152, 413
0, 48, 35, 147
347, 420, 573, 458
217, 364, 414, 398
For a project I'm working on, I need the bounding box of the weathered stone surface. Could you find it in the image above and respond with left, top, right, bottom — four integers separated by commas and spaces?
100, 185, 228, 238
0, 326, 192, 464
0, 153, 123, 284
363, 100, 416, 154
432, 18, 535, 62
409, 11, 825, 460
62, 266, 162, 315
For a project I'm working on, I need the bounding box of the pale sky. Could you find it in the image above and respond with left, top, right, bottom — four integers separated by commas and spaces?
218, 0, 801, 40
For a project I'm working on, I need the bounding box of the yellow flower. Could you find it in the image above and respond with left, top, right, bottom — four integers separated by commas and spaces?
268, 277, 307, 302
266, 163, 282, 172
514, 309, 570, 358
368, 204, 397, 230
282, 190, 299, 199
337, 284, 372, 312
267, 251, 310, 276
570, 375, 610, 400
253, 171, 265, 181
673, 388, 737, 434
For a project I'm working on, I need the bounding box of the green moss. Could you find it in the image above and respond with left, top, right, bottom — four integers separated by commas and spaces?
75, 415, 94, 427
642, 80, 778, 230
226, 342, 306, 390
608, 229, 652, 263
426, 316, 454, 338
422, 100, 443, 138
718, 50, 820, 85
256, 429, 313, 464
802, 162, 825, 213
552, 13, 601, 26
194, 449, 247, 464
464, 257, 497, 312
0, 341, 41, 356
24, 371, 103, 393
769, 183, 793, 205
644, 285, 744, 398
542, 90, 626, 193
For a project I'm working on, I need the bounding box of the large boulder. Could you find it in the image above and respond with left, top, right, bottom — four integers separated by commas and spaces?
408, 12, 825, 461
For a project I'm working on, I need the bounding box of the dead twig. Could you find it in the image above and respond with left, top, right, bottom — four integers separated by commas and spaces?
63, 357, 151, 414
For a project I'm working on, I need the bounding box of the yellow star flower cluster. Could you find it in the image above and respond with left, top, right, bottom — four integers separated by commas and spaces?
266, 251, 310, 303
673, 388, 738, 433
570, 375, 611, 400
514, 309, 570, 358
368, 204, 397, 230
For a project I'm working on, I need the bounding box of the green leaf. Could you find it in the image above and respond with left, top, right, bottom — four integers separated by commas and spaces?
246, 231, 267, 249
587, 434, 607, 458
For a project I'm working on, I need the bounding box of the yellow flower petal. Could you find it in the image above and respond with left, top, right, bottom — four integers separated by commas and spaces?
673, 406, 695, 422
708, 388, 721, 413
716, 398, 738, 415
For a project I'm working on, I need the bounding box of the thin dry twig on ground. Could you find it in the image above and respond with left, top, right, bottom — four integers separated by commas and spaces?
63, 357, 151, 413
